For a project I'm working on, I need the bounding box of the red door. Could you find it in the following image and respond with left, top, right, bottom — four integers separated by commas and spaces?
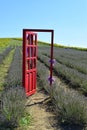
23, 31, 37, 96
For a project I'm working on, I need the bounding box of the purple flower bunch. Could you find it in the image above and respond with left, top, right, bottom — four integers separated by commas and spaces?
48, 76, 55, 84
49, 59, 56, 66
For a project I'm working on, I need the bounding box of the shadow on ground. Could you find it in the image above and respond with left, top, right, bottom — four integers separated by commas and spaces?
48, 115, 86, 130
60, 124, 85, 130
43, 98, 86, 130
0, 114, 17, 130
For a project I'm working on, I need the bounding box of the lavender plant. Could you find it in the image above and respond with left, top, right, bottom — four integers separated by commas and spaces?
38, 46, 87, 72
52, 82, 87, 125
5, 46, 22, 87
37, 60, 50, 93
44, 53, 87, 74
1, 86, 26, 127
37, 59, 87, 126
38, 52, 87, 95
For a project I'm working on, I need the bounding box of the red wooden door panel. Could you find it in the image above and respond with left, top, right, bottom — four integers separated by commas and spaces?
23, 31, 37, 96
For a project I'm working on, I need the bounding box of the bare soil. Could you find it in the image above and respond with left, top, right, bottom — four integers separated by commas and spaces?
26, 87, 59, 130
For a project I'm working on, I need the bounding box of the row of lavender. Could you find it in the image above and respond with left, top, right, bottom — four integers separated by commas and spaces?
38, 46, 87, 74
37, 59, 87, 126
0, 47, 12, 65
39, 46, 87, 62
38, 47, 87, 95
5, 46, 22, 87
0, 46, 27, 128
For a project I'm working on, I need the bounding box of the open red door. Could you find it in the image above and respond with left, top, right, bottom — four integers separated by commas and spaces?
23, 31, 37, 96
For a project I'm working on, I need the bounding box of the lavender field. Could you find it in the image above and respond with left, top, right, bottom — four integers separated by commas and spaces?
38, 46, 87, 95
0, 38, 87, 129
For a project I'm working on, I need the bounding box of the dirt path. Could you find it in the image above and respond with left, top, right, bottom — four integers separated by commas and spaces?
22, 74, 87, 130
26, 87, 59, 130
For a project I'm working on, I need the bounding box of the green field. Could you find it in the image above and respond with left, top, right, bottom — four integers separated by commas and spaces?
0, 38, 87, 129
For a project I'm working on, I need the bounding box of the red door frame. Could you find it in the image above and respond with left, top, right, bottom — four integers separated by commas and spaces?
23, 29, 54, 96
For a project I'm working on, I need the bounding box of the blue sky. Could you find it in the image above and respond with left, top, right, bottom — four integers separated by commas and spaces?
0, 0, 87, 48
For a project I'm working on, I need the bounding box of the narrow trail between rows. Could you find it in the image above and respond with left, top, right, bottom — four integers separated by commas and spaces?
26, 87, 59, 130
25, 75, 87, 130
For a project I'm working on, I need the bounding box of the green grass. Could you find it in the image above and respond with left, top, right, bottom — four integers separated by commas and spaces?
0, 47, 6, 53
0, 38, 11, 47
12, 38, 22, 41
0, 38, 22, 47
1, 38, 87, 51
0, 49, 15, 90
18, 113, 32, 128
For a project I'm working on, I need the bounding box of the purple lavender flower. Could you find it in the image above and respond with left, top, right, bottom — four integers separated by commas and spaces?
49, 59, 56, 66
48, 76, 55, 84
